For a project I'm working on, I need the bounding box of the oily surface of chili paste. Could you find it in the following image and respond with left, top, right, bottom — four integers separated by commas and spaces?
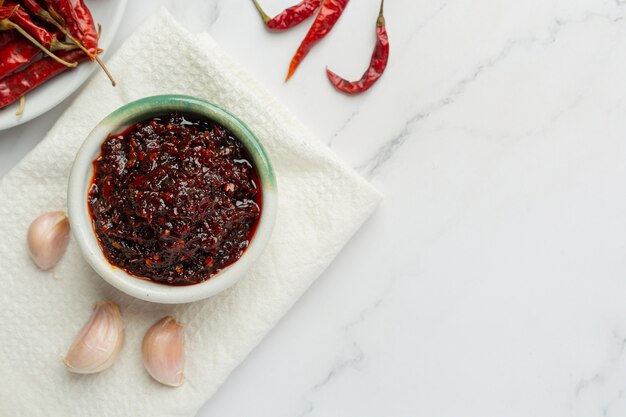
88, 113, 262, 285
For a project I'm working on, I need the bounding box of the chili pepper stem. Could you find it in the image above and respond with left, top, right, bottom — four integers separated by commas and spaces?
47, 6, 64, 25
41, 9, 90, 53
15, 96, 24, 115
377, 0, 385, 26
251, 0, 271, 24
95, 55, 115, 86
51, 38, 76, 51
1, 21, 76, 67
94, 23, 116, 86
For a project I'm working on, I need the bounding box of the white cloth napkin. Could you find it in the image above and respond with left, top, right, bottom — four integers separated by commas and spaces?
0, 9, 380, 417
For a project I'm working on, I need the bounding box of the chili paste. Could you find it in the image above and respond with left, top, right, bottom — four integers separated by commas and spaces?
88, 113, 262, 285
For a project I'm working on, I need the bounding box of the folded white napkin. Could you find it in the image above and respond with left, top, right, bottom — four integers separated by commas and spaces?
0, 9, 380, 416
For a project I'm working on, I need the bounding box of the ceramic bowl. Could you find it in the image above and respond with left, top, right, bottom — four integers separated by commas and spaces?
68, 95, 277, 304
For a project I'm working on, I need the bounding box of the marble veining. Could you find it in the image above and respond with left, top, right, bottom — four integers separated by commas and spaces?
297, 278, 396, 417
360, 11, 626, 178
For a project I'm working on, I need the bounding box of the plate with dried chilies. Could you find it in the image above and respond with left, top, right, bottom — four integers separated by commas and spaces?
0, 0, 127, 130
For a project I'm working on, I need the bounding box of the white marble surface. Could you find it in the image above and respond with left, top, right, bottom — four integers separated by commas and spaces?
3, 0, 626, 415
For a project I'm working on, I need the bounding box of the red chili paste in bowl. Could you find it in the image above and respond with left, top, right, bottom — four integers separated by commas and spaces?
88, 113, 262, 285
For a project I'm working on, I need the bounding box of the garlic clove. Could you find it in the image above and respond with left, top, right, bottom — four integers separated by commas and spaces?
27, 211, 70, 270
142, 316, 185, 387
64, 301, 125, 374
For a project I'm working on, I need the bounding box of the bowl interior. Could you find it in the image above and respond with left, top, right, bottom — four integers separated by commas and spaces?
68, 95, 277, 304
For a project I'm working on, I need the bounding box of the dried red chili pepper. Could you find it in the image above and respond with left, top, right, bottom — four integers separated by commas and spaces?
252, 0, 321, 31
0, 5, 76, 67
0, 4, 15, 19
285, 0, 349, 81
0, 28, 17, 47
18, 0, 70, 36
0, 36, 39, 79
326, 0, 388, 94
43, 0, 114, 85
20, 0, 79, 49
6, 2, 72, 51
19, 0, 91, 55
17, 0, 47, 19
0, 49, 86, 108
44, 0, 98, 55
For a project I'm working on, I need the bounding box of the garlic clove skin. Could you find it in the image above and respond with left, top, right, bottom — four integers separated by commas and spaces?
27, 211, 70, 270
64, 301, 125, 374
142, 316, 185, 387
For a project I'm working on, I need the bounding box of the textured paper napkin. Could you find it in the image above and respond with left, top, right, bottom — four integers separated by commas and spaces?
0, 9, 380, 416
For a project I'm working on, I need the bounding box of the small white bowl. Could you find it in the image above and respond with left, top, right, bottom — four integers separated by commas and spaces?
68, 95, 277, 304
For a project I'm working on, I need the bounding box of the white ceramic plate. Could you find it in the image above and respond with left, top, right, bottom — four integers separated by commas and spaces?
0, 0, 127, 130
